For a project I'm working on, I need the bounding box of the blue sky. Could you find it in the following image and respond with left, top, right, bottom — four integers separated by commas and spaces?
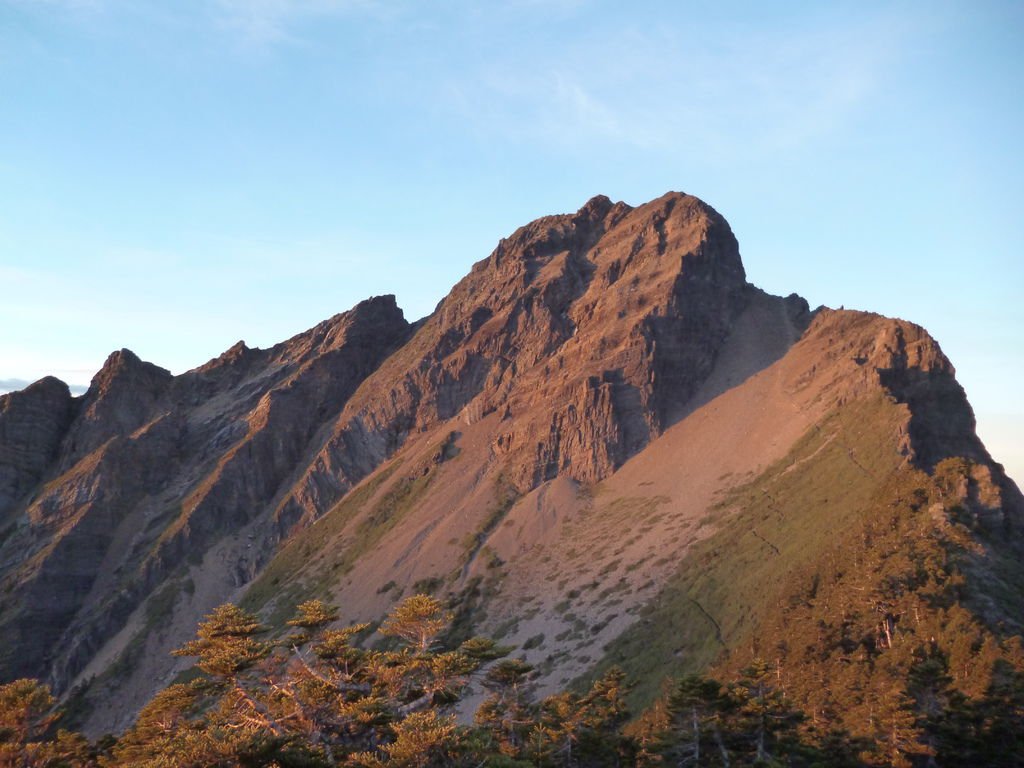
1, 0, 1021, 483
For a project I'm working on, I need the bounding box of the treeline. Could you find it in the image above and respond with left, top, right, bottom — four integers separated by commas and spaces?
2, 595, 1023, 767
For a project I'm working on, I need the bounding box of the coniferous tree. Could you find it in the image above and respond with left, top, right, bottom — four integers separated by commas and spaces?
531, 668, 632, 768
971, 660, 1024, 767
0, 678, 91, 768
476, 659, 536, 758
727, 659, 805, 765
659, 674, 730, 767
869, 685, 929, 768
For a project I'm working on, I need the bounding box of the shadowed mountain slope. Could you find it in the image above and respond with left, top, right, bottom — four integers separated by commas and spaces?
0, 296, 410, 695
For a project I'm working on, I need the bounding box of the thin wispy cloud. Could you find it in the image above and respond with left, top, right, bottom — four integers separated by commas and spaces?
443, 9, 908, 157
0, 378, 32, 393
7, 0, 395, 48
8, 0, 108, 11
211, 0, 388, 47
0, 378, 88, 395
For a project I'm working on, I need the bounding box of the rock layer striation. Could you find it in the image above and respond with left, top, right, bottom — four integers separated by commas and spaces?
0, 191, 1018, 735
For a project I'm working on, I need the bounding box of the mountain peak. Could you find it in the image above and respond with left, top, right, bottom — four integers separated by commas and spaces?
56, 349, 174, 462
22, 375, 72, 400
346, 293, 405, 327
283, 191, 754, 507
1, 191, 1018, 750
89, 348, 171, 392
575, 193, 616, 220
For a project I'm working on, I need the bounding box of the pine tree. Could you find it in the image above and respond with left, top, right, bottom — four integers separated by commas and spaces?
972, 660, 1024, 767
172, 603, 270, 681
476, 659, 536, 758
869, 685, 929, 768
379, 595, 452, 654
573, 668, 634, 767
0, 678, 90, 768
728, 659, 805, 765
660, 674, 729, 767
351, 711, 463, 768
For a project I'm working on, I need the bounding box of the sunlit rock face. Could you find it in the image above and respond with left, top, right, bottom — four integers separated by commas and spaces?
1, 191, 1018, 737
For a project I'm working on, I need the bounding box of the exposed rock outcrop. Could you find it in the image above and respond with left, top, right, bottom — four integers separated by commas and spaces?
277, 192, 753, 524
0, 377, 75, 521
0, 295, 410, 690
0, 192, 1018, 738
59, 350, 173, 467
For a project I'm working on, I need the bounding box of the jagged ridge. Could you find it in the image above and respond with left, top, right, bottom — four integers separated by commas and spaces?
0, 192, 1018, 740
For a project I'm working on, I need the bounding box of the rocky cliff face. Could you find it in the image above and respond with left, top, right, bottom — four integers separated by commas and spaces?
276, 192, 756, 525
0, 191, 1019, 736
0, 295, 410, 689
0, 377, 75, 522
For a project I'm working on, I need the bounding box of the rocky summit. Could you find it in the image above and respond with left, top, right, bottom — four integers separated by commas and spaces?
1, 192, 1021, 754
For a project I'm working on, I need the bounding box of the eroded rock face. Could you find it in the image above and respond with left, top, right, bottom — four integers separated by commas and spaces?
0, 295, 410, 689
59, 350, 173, 467
278, 192, 753, 521
0, 377, 75, 521
0, 193, 760, 699
786, 309, 994, 470
0, 191, 1017, 735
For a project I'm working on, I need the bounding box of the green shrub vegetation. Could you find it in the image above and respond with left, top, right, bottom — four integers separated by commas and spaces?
7, 590, 1022, 766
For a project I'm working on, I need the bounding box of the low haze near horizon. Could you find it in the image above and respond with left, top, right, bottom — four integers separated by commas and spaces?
2, 0, 1021, 483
